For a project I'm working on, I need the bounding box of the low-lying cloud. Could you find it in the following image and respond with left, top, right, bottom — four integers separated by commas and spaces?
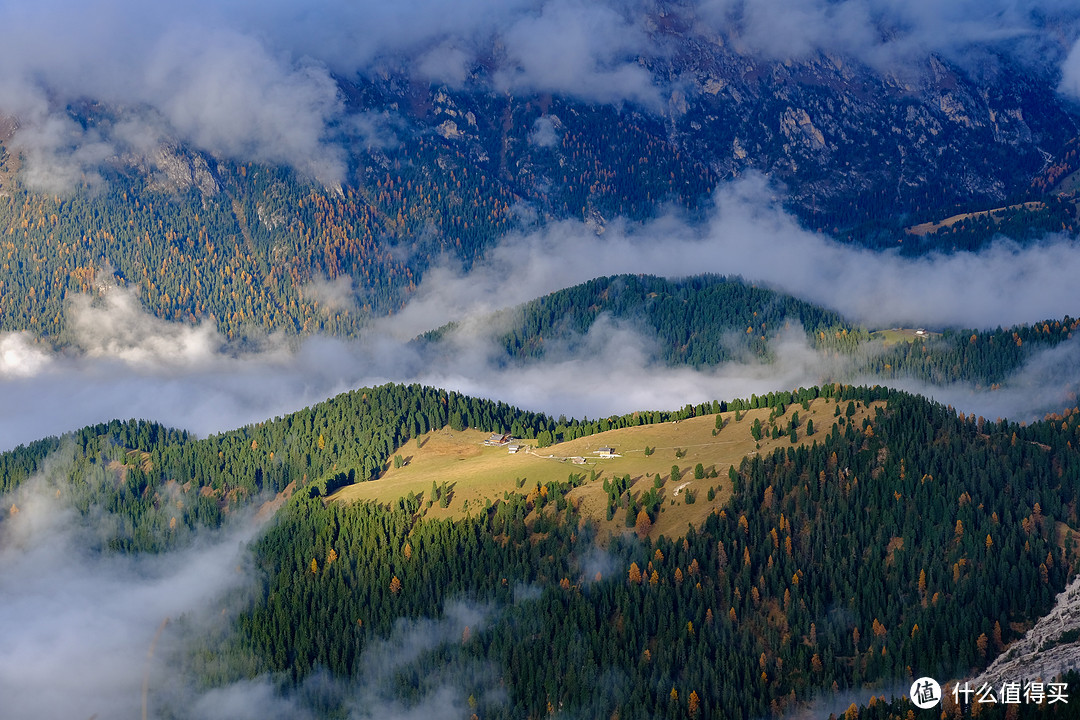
873, 334, 1080, 424
1, 0, 1078, 188
0, 453, 498, 719
0, 472, 263, 719
391, 173, 1080, 335
181, 600, 495, 720
1, 173, 1078, 451
699, 0, 1079, 71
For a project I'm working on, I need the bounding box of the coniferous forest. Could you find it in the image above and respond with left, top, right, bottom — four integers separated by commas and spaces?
4, 383, 1080, 718
5, 7, 1080, 718
419, 273, 1080, 390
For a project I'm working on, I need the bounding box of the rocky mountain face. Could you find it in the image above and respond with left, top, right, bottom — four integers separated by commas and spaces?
662, 44, 1079, 237
337, 23, 1080, 243
2, 20, 1076, 251
974, 573, 1080, 688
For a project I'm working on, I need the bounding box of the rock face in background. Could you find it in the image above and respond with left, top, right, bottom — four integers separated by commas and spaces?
145, 146, 219, 197
328, 25, 1080, 242
659, 47, 1078, 235
5, 19, 1075, 241
0, 8, 1078, 342
975, 573, 1080, 687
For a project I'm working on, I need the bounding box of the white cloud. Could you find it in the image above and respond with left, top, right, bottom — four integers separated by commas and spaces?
2, 0, 1073, 188
1059, 37, 1080, 101
493, 0, 662, 107
528, 116, 561, 148
68, 287, 230, 369
389, 174, 1080, 334
698, 0, 1079, 68
0, 475, 264, 719
0, 332, 52, 377
0, 175, 1077, 452
301, 275, 359, 314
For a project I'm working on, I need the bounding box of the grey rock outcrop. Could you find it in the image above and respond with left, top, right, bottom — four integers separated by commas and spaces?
974, 574, 1080, 688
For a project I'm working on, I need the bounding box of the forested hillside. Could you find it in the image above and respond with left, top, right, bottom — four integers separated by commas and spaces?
198, 388, 1080, 719
868, 319, 1080, 387
0, 95, 713, 343
426, 273, 865, 364
2, 42, 1079, 345
419, 273, 1080, 389
6, 382, 1080, 718
0, 382, 709, 551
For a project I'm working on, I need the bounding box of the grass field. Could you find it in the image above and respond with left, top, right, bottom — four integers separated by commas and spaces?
329, 397, 883, 540
904, 201, 1045, 236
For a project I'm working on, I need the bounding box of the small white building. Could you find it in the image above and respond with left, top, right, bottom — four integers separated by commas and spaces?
507, 443, 522, 454
595, 446, 617, 458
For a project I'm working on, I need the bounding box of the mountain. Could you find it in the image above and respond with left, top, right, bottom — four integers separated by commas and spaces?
3, 6, 1080, 717
3, 383, 1080, 717
0, 6, 1078, 343
418, 272, 1080, 390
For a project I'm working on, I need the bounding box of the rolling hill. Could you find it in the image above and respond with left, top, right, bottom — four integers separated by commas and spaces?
1, 8, 1079, 344
3, 382, 1080, 717
417, 273, 1080, 389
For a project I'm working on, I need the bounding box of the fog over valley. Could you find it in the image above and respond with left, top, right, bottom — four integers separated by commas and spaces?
3, 4, 1080, 717
0, 176, 1077, 451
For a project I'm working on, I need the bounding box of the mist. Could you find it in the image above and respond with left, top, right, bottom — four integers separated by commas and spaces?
0, 469, 264, 719
0, 451, 503, 719
391, 173, 1080, 334
867, 334, 1080, 424
0, 288, 848, 451
1, 1, 1079, 189
181, 600, 496, 720
1, 173, 1079, 452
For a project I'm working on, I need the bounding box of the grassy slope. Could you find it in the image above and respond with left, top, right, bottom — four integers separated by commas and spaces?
330, 396, 880, 539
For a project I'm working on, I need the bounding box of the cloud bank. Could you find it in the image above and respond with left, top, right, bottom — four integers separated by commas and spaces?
0, 473, 263, 719
0, 456, 497, 719
699, 0, 1080, 70
392, 174, 1080, 334
0, 173, 1077, 451
1, 0, 1078, 187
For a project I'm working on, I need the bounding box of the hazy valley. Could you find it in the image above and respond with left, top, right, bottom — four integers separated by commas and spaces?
3, 1, 1080, 718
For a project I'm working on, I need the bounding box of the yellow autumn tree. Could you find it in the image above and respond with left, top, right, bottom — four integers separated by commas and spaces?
635, 509, 652, 539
